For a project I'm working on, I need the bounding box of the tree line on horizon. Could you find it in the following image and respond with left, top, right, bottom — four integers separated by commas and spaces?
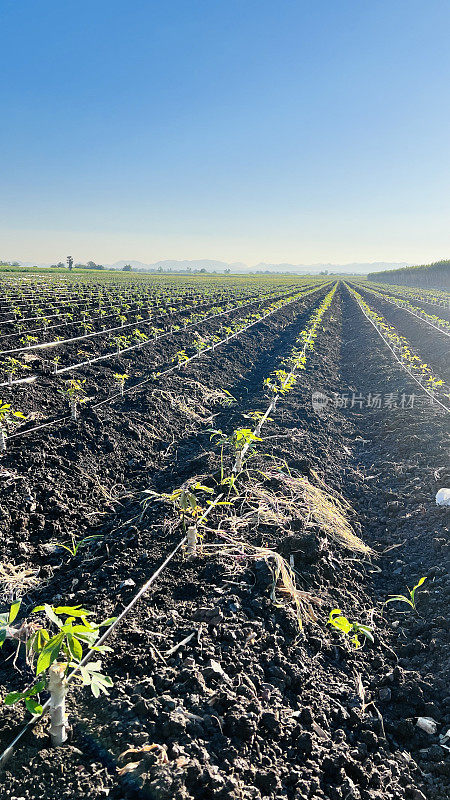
368, 259, 450, 290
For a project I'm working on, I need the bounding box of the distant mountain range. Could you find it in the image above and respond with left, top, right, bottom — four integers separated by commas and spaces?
108, 260, 411, 274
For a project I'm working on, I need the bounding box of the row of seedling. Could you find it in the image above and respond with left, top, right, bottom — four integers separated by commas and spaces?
348, 285, 449, 402
356, 283, 450, 336
0, 283, 328, 448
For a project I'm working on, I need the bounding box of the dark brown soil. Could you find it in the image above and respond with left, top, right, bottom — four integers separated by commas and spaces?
0, 282, 448, 800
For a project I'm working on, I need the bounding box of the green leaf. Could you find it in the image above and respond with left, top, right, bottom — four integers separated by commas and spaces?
89, 672, 113, 686
328, 609, 353, 635
329, 608, 343, 620
8, 600, 21, 624
32, 604, 63, 627
334, 617, 352, 634
84, 660, 102, 671
90, 645, 113, 654
4, 691, 24, 705
78, 665, 91, 685
70, 629, 98, 645
71, 617, 96, 631
56, 544, 75, 555
53, 606, 93, 617
43, 604, 63, 626
36, 632, 64, 674
357, 625, 374, 643
25, 698, 43, 715
36, 649, 53, 675
32, 628, 50, 653
0, 629, 7, 648
410, 576, 427, 603
67, 634, 83, 661
90, 674, 113, 697
385, 595, 413, 607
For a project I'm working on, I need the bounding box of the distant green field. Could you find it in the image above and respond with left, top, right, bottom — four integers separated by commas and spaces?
0, 265, 118, 275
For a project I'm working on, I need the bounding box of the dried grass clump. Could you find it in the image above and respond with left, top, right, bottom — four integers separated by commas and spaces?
154, 389, 209, 423
222, 468, 372, 556
223, 484, 295, 532
300, 480, 370, 554
155, 378, 235, 423
183, 379, 236, 408
0, 561, 40, 601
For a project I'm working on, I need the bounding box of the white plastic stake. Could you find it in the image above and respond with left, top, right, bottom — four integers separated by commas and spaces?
0, 428, 6, 452
48, 663, 69, 746
186, 525, 198, 556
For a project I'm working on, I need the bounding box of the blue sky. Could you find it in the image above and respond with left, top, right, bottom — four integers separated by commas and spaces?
1, 0, 450, 266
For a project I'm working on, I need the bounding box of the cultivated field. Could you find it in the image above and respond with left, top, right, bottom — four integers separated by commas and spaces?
0, 272, 448, 800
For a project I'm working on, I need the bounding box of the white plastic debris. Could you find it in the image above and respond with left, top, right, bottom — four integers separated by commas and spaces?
440, 728, 450, 748
416, 716, 438, 735
312, 721, 329, 740
436, 488, 450, 507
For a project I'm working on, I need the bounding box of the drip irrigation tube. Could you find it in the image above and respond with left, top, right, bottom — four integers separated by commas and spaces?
0, 536, 186, 768
0, 288, 298, 357
0, 284, 336, 764
0, 290, 255, 336
53, 288, 299, 374
0, 287, 310, 393
7, 285, 324, 442
358, 287, 450, 338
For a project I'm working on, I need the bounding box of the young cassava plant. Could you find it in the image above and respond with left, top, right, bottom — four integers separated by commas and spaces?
211, 427, 262, 477
2, 357, 31, 386
328, 609, 374, 650
114, 372, 129, 396
60, 378, 86, 420
0, 401, 26, 452
3, 601, 115, 746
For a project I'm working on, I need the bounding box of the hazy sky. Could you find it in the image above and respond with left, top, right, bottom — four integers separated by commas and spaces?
1, 0, 450, 266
